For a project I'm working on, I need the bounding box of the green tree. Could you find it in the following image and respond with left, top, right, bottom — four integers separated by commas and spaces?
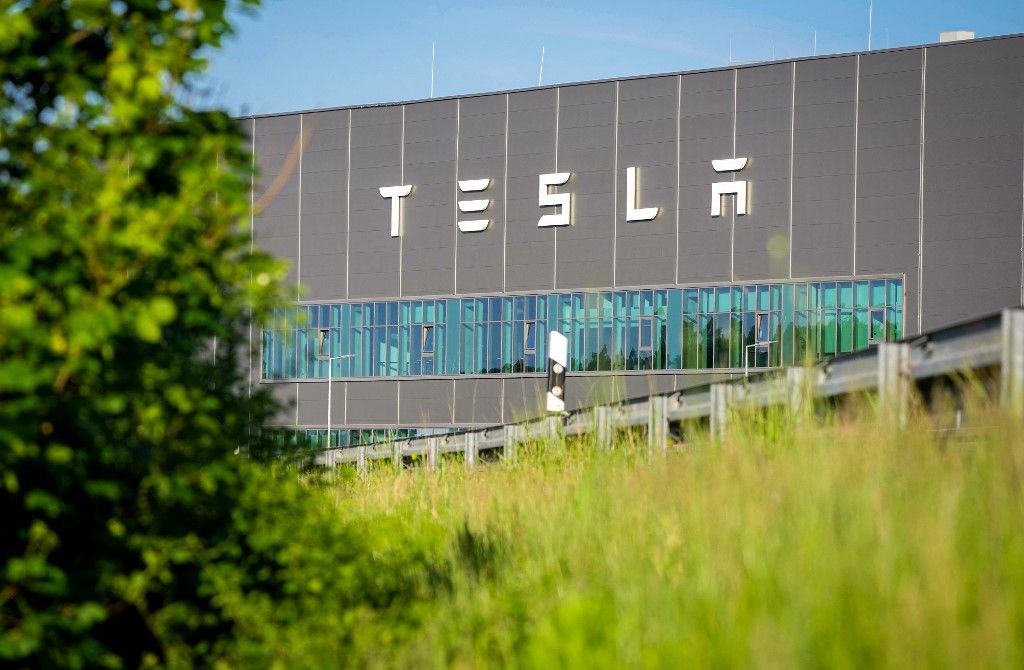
0, 1, 294, 665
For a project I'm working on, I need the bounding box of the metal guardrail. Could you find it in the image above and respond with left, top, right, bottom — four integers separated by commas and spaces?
314, 308, 1024, 469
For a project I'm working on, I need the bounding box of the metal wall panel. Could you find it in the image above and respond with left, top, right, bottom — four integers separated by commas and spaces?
297, 381, 344, 426
615, 76, 679, 287
300, 110, 349, 301
922, 39, 1024, 329
623, 374, 678, 399
556, 82, 616, 289
454, 378, 503, 424
254, 116, 300, 286
348, 106, 403, 299
792, 56, 857, 278
505, 88, 557, 291
345, 380, 399, 425
503, 377, 546, 423
399, 379, 455, 424
568, 374, 626, 410
855, 49, 922, 333
402, 100, 457, 296
456, 94, 507, 294
734, 63, 793, 280
678, 70, 733, 283
262, 382, 297, 426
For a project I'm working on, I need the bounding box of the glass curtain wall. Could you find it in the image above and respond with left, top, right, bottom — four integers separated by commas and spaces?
262, 277, 903, 380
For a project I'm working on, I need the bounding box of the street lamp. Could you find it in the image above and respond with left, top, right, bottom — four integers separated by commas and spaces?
744, 340, 776, 378
317, 328, 354, 462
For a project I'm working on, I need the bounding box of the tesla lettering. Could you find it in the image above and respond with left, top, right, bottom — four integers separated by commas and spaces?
457, 178, 492, 232
538, 172, 572, 227
710, 157, 749, 217
379, 184, 413, 237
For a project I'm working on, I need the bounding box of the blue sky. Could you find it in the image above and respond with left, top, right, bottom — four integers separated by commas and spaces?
200, 1, 1024, 116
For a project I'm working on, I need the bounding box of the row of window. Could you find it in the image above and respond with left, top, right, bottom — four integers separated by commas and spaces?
268, 427, 452, 451
261, 278, 904, 379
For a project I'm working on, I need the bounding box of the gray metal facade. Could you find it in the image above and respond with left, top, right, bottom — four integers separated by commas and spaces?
245, 35, 1024, 430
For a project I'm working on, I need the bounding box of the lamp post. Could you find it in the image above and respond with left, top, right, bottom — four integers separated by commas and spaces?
744, 340, 776, 378
317, 339, 355, 463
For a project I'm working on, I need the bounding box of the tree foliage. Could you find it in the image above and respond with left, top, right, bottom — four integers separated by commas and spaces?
0, 1, 309, 665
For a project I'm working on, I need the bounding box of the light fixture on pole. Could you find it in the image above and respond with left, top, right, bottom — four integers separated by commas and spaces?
317, 328, 355, 462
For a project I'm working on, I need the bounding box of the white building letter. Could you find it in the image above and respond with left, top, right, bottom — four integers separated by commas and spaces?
710, 157, 749, 217
457, 178, 492, 232
379, 184, 413, 237
625, 166, 659, 222
538, 172, 572, 227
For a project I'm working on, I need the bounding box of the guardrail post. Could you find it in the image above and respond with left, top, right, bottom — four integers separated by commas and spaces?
878, 342, 911, 426
356, 445, 367, 475
426, 437, 438, 471
710, 383, 734, 438
545, 416, 561, 443
1001, 308, 1024, 418
464, 432, 478, 468
594, 406, 612, 450
647, 395, 669, 454
786, 367, 808, 415
503, 425, 518, 463
392, 441, 402, 470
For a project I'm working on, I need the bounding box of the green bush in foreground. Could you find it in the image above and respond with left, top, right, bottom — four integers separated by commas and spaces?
0, 1, 318, 666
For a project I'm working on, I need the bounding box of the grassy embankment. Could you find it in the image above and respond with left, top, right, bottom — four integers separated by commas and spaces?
300, 387, 1024, 667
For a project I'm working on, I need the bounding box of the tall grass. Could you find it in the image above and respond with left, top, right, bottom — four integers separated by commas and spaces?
311, 389, 1024, 668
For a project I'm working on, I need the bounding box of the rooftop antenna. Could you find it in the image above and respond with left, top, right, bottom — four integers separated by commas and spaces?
430, 42, 436, 98
538, 46, 545, 86
813, 30, 817, 56
868, 0, 873, 50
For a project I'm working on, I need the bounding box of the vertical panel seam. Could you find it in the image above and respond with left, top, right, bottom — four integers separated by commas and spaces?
400, 106, 406, 297
454, 99, 460, 294
675, 75, 682, 285
789, 61, 796, 280
613, 81, 619, 288
554, 87, 560, 291
503, 94, 510, 293
297, 114, 303, 301
249, 118, 255, 397
1020, 104, 1024, 305
918, 48, 927, 334
346, 109, 352, 300
731, 68, 737, 283
853, 55, 860, 276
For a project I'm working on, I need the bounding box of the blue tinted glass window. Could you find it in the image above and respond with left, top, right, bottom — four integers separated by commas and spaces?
684, 289, 699, 314
823, 283, 837, 309
839, 282, 853, 309
855, 281, 870, 308
888, 280, 902, 307
422, 325, 434, 353
871, 280, 886, 307
716, 287, 731, 313
745, 286, 758, 311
